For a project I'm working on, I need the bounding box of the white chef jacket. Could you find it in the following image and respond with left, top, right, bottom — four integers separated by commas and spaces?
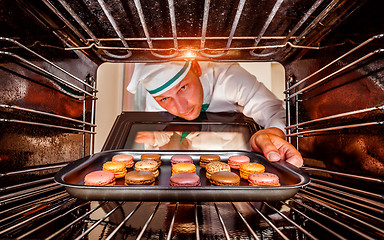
145, 62, 286, 132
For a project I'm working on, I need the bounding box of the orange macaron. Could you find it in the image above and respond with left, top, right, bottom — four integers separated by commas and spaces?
112, 154, 134, 168
102, 161, 127, 178
239, 162, 265, 180
172, 162, 196, 175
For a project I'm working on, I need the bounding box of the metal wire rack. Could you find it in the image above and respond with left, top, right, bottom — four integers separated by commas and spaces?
36, 0, 351, 61
0, 37, 97, 155
284, 34, 384, 149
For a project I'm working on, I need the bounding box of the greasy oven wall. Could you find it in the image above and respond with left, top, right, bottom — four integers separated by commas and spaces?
283, 1, 384, 177
0, 1, 99, 173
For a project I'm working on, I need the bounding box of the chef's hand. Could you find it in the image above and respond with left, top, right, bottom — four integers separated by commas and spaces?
135, 131, 155, 145
250, 127, 303, 168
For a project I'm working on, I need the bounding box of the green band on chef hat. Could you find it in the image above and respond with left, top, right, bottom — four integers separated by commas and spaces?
147, 61, 191, 96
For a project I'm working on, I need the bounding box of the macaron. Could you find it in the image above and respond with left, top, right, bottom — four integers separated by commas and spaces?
84, 170, 116, 186
171, 154, 193, 165
239, 162, 265, 180
169, 172, 201, 187
141, 154, 162, 167
205, 162, 231, 180
209, 171, 240, 186
248, 172, 280, 186
125, 170, 155, 185
199, 155, 220, 169
228, 155, 250, 169
112, 154, 134, 168
102, 161, 127, 178
135, 160, 159, 177
172, 162, 196, 175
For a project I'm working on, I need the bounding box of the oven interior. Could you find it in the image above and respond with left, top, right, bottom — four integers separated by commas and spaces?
0, 0, 383, 239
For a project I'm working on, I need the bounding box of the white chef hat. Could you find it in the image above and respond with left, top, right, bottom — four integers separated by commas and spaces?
127, 61, 191, 96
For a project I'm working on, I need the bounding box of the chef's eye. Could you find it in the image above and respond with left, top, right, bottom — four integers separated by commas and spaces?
180, 84, 187, 91
160, 97, 168, 102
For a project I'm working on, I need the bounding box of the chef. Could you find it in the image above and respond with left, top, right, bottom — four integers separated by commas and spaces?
127, 60, 303, 168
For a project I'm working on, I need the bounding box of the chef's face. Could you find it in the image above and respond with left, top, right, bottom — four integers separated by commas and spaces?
153, 67, 203, 120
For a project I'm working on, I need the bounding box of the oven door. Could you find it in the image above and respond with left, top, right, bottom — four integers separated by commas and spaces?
102, 111, 260, 152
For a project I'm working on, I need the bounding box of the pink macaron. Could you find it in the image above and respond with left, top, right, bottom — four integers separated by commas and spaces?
171, 154, 193, 166
84, 170, 116, 186
112, 154, 134, 168
228, 155, 250, 169
248, 172, 280, 186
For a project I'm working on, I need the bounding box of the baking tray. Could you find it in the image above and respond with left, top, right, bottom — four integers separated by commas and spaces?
54, 150, 310, 202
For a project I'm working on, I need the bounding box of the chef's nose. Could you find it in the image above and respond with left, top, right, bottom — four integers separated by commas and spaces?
174, 96, 188, 114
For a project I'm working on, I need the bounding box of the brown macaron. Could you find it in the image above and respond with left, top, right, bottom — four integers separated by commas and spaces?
141, 154, 162, 167
209, 171, 240, 186
102, 161, 127, 178
125, 170, 155, 185
135, 160, 159, 177
205, 162, 231, 180
199, 155, 221, 169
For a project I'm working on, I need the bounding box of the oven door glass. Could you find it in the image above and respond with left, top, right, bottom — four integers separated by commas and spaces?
102, 112, 259, 151
124, 123, 252, 150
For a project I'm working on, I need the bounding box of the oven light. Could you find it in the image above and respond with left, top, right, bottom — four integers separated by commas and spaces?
183, 49, 197, 60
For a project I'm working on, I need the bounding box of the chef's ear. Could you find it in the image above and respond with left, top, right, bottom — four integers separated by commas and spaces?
191, 60, 202, 77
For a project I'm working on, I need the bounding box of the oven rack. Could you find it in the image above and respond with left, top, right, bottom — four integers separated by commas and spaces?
284, 34, 384, 145
0, 37, 97, 154
36, 0, 354, 61
0, 103, 96, 156
0, 166, 383, 239
0, 104, 96, 134
0, 38, 97, 100
0, 104, 96, 128
285, 34, 384, 94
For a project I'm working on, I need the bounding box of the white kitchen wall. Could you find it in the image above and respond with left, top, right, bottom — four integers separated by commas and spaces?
94, 63, 124, 153
239, 62, 285, 100
94, 62, 285, 153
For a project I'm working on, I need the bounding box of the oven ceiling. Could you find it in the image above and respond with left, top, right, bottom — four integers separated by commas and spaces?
2, 0, 368, 63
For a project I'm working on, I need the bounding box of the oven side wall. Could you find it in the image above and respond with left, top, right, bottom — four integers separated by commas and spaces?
0, 0, 99, 173
283, 1, 384, 176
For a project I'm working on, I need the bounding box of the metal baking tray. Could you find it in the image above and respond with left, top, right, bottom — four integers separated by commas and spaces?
54, 150, 310, 202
